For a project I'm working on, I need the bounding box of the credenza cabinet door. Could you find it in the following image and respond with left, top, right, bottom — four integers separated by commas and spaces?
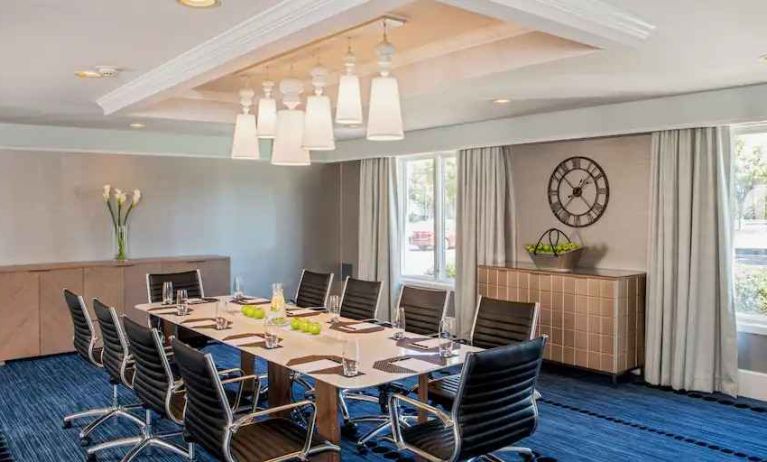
0, 271, 40, 361
84, 266, 124, 343
39, 268, 84, 355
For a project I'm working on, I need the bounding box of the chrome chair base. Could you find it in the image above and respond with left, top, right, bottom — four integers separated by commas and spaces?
62, 384, 145, 443
85, 409, 193, 462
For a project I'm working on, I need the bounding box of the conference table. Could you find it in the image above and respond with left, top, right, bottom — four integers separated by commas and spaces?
136, 296, 480, 461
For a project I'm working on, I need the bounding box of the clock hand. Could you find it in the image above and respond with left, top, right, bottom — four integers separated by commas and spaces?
562, 176, 577, 189
578, 196, 590, 208
565, 196, 575, 207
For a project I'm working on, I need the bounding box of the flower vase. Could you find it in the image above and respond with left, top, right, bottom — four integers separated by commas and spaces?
113, 225, 129, 261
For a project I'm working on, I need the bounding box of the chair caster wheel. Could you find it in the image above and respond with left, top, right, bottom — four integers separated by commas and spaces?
63, 420, 72, 429
80, 436, 92, 447
341, 423, 358, 438
85, 454, 97, 462
356, 446, 368, 454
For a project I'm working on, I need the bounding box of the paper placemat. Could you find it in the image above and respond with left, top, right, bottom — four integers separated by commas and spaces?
291, 359, 341, 373
390, 357, 436, 373
373, 354, 447, 374
230, 298, 270, 306
410, 338, 447, 349
183, 319, 217, 328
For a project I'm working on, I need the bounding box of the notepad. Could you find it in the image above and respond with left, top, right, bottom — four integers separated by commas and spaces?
183, 320, 216, 328
392, 358, 436, 373
345, 322, 379, 331
287, 309, 317, 316
227, 336, 263, 347
291, 359, 340, 373
411, 338, 446, 349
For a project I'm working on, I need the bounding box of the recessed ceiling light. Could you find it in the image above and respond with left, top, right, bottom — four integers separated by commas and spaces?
177, 0, 221, 8
75, 70, 102, 79
129, 122, 146, 129
493, 98, 511, 104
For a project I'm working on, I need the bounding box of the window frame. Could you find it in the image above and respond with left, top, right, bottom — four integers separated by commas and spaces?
398, 151, 457, 286
731, 123, 767, 333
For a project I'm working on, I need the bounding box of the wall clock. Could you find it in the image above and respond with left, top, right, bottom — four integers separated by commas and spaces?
547, 156, 609, 228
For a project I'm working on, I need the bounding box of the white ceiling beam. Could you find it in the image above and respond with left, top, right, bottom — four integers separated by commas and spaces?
437, 0, 654, 49
97, 0, 412, 115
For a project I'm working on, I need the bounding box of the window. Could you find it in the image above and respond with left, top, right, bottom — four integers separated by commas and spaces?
399, 152, 457, 283
733, 127, 767, 330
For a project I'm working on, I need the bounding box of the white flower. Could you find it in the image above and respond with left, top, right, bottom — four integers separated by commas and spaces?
116, 191, 127, 205
132, 189, 141, 206
102, 184, 111, 201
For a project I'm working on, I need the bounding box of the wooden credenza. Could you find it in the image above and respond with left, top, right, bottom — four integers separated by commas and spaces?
0, 255, 230, 362
478, 263, 645, 378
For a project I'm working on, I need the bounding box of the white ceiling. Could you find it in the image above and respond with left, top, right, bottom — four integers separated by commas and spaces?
0, 0, 280, 134
2, 0, 767, 139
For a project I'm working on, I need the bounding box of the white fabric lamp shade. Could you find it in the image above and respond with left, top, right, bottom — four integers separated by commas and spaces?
271, 109, 310, 166
257, 97, 277, 139
303, 95, 335, 151
335, 74, 363, 126
230, 113, 260, 159
367, 76, 404, 141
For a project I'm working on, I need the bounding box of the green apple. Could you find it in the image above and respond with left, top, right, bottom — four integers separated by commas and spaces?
300, 319, 312, 333
253, 307, 265, 319
242, 305, 255, 317
308, 322, 321, 335
290, 318, 302, 330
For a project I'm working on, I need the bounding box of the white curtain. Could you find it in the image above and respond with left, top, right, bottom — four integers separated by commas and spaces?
455, 146, 515, 338
358, 157, 400, 321
646, 127, 739, 396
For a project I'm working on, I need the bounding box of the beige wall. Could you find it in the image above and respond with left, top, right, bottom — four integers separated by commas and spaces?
340, 161, 360, 276
0, 149, 340, 297
512, 134, 651, 271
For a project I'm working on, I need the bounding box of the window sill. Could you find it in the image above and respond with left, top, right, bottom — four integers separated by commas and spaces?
737, 313, 767, 336
399, 276, 455, 291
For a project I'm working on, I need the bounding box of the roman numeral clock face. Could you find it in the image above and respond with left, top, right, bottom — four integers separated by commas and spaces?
547, 156, 609, 228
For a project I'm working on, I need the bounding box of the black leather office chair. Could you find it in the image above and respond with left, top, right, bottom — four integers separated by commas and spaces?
61, 291, 144, 446
389, 337, 547, 462
146, 270, 210, 348
146, 270, 203, 302
339, 277, 383, 321
397, 285, 450, 336
351, 285, 450, 446
172, 338, 339, 462
426, 297, 540, 408
294, 269, 334, 308
122, 318, 194, 461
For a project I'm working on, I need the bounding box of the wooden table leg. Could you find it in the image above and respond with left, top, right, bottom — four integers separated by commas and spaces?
417, 373, 429, 423
267, 361, 293, 415
312, 381, 340, 462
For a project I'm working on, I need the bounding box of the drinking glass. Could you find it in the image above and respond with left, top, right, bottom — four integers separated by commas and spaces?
328, 295, 341, 323
233, 276, 244, 300
393, 307, 406, 340
264, 318, 279, 349
438, 317, 456, 358
342, 338, 360, 377
176, 289, 189, 316
162, 281, 174, 305
215, 300, 229, 330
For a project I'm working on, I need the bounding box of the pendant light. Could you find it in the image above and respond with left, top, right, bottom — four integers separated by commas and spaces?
335, 39, 363, 126
230, 87, 260, 159
271, 78, 310, 166
367, 23, 404, 141
302, 65, 335, 151
257, 79, 277, 139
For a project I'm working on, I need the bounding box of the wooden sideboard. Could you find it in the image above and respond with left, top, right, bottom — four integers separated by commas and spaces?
478, 263, 645, 380
0, 255, 230, 362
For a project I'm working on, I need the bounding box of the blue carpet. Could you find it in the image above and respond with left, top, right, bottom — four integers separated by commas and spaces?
0, 345, 765, 461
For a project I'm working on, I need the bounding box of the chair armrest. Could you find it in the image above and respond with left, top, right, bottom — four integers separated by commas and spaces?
231, 400, 318, 456
388, 393, 453, 449
217, 368, 244, 378
221, 374, 261, 411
